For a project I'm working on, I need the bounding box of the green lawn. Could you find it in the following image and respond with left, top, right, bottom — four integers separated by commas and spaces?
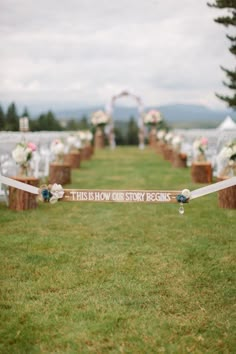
0, 147, 235, 353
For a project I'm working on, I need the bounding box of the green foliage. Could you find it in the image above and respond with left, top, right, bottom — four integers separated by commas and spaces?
114, 127, 126, 145
21, 107, 30, 118
5, 102, 19, 131
126, 116, 139, 145
31, 111, 62, 131
208, 0, 236, 109
0, 105, 5, 130
0, 147, 235, 353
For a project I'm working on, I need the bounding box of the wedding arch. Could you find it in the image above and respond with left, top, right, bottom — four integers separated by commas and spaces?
105, 91, 145, 148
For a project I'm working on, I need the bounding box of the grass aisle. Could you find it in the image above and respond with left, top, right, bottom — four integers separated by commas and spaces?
0, 147, 235, 353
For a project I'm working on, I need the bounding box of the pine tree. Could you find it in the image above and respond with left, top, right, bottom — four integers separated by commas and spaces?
208, 0, 236, 109
0, 105, 5, 131
126, 117, 139, 145
5, 102, 19, 131
21, 107, 30, 118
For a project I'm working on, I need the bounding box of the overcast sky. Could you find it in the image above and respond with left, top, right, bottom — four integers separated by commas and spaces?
0, 0, 235, 111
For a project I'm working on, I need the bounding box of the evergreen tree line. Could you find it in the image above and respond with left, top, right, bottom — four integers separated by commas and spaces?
0, 102, 151, 145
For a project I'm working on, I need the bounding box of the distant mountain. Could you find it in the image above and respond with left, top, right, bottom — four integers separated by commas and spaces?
55, 104, 236, 125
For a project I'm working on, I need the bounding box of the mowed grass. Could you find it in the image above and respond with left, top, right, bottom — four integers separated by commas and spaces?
0, 147, 235, 353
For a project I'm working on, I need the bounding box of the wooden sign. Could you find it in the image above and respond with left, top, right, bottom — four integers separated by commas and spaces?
62, 189, 181, 203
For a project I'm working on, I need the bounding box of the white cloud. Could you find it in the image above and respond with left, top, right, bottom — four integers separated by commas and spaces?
0, 0, 235, 110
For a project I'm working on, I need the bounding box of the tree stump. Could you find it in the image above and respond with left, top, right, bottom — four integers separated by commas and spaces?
94, 127, 105, 149
49, 163, 71, 185
149, 127, 157, 149
172, 152, 187, 168
64, 152, 81, 169
9, 176, 39, 211
163, 146, 173, 162
217, 176, 236, 209
156, 141, 165, 154
80, 146, 91, 161
191, 162, 212, 183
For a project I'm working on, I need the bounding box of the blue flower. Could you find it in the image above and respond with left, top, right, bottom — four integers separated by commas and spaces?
41, 189, 52, 202
176, 194, 189, 203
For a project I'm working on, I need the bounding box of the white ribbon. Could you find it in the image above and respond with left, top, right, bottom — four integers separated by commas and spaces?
190, 176, 236, 200
0, 174, 235, 201
0, 175, 39, 195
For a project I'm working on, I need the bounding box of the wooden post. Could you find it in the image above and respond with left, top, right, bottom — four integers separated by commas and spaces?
163, 145, 173, 162
64, 152, 81, 169
149, 127, 157, 148
9, 176, 39, 211
172, 152, 187, 168
49, 163, 71, 185
80, 146, 91, 161
94, 127, 105, 149
191, 162, 212, 183
217, 176, 236, 209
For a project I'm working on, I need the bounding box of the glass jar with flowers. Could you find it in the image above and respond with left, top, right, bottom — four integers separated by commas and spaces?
193, 137, 208, 162
50, 139, 65, 163
12, 141, 37, 177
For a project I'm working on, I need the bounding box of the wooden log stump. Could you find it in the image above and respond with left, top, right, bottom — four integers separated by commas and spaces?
163, 146, 173, 162
156, 141, 165, 154
9, 176, 39, 211
94, 127, 105, 149
49, 163, 71, 185
64, 152, 81, 169
191, 162, 212, 183
80, 146, 91, 161
172, 152, 187, 168
149, 127, 157, 149
217, 176, 236, 209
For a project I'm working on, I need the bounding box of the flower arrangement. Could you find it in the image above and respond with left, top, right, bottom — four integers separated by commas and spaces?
157, 130, 166, 141
164, 132, 174, 144
171, 135, 183, 152
50, 139, 65, 163
193, 137, 208, 162
39, 183, 64, 204
91, 111, 110, 127
77, 130, 93, 147
67, 135, 82, 152
144, 110, 162, 126
218, 140, 236, 177
12, 141, 37, 176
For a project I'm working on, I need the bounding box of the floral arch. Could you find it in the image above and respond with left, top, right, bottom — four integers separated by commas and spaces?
106, 91, 145, 148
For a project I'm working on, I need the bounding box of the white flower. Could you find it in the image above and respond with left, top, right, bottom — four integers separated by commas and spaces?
12, 145, 28, 164
85, 131, 93, 141
157, 130, 166, 140
50, 183, 64, 204
144, 110, 162, 125
172, 135, 182, 146
91, 111, 109, 126
181, 189, 191, 199
50, 140, 65, 155
67, 135, 78, 146
165, 132, 173, 143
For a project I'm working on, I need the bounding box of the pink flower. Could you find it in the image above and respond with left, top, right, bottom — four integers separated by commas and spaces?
201, 137, 208, 146
28, 142, 37, 151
